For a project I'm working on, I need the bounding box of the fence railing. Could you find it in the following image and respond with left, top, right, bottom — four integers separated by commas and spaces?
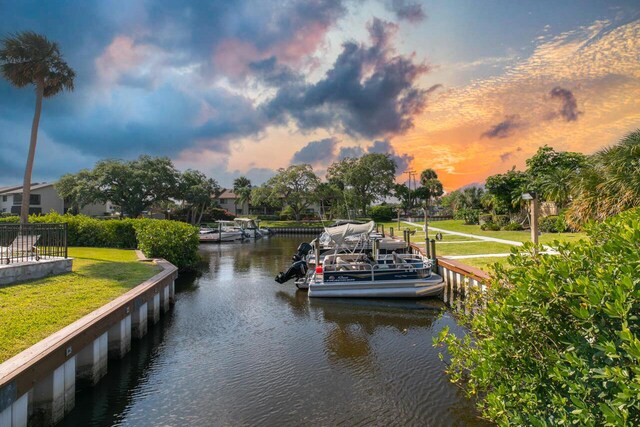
0, 223, 67, 264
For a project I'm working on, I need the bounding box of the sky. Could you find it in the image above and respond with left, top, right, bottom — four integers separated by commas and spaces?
0, 0, 639, 191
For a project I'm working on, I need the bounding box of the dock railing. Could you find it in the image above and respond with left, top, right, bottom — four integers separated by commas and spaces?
0, 223, 67, 264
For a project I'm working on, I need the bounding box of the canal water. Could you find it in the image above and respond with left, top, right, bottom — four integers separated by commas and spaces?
61, 236, 490, 426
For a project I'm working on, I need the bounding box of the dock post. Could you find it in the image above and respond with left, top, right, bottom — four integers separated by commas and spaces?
430, 239, 437, 261
389, 227, 393, 237
148, 292, 160, 324
77, 332, 108, 385
32, 356, 75, 425
131, 301, 148, 339
381, 224, 385, 237
108, 315, 132, 359
0, 391, 29, 427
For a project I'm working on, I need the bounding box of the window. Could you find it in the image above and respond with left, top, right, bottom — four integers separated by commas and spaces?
12, 194, 41, 205
2, 195, 6, 202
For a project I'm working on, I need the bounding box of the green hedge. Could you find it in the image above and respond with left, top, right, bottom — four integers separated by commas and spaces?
436, 207, 640, 425
0, 214, 198, 270
370, 205, 395, 222
540, 214, 570, 233
502, 222, 523, 231
480, 222, 500, 231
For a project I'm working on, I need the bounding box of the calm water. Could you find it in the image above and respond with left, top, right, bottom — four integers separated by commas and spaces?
61, 236, 489, 426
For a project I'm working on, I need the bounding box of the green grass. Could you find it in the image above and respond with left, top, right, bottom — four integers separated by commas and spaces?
416, 220, 586, 245
0, 247, 160, 362
455, 256, 511, 272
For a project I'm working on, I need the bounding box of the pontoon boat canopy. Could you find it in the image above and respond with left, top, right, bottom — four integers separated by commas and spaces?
323, 221, 375, 246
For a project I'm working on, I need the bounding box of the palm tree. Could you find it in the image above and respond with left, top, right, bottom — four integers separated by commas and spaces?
233, 176, 252, 214
416, 169, 444, 240
568, 130, 640, 227
0, 32, 75, 223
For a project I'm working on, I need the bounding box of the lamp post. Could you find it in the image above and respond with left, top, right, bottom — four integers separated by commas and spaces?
522, 192, 539, 248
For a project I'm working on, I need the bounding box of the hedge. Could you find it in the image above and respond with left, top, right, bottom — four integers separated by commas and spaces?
370, 205, 395, 222
436, 207, 640, 425
0, 214, 198, 270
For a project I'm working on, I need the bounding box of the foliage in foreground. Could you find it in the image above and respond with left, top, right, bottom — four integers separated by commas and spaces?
0, 213, 199, 270
436, 208, 640, 426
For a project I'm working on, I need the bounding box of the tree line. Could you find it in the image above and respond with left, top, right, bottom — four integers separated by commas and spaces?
440, 129, 640, 230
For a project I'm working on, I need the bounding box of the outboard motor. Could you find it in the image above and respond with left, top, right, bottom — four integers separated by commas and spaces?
275, 242, 313, 284
291, 242, 313, 262
275, 260, 308, 284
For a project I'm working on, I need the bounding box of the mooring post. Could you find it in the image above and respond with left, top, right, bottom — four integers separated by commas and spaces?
430, 239, 437, 263
389, 226, 393, 237
381, 224, 385, 237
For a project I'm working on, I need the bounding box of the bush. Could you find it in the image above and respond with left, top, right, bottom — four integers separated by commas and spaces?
0, 213, 197, 269
494, 215, 510, 226
502, 222, 523, 231
436, 208, 640, 426
134, 220, 199, 270
455, 208, 481, 225
256, 214, 279, 221
540, 215, 561, 233
279, 206, 294, 220
479, 214, 493, 225
480, 222, 500, 231
370, 205, 395, 222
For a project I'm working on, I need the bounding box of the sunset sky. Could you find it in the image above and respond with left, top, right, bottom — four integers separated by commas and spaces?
1, 0, 639, 190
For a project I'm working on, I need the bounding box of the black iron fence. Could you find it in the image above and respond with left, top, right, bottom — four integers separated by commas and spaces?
0, 223, 67, 264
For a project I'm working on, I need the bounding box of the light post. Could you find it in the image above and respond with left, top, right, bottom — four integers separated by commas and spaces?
522, 192, 539, 248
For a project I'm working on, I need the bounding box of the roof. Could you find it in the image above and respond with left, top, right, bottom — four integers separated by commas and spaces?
217, 189, 238, 199
0, 183, 54, 195
0, 185, 22, 195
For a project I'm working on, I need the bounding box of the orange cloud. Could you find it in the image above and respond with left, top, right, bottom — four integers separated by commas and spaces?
396, 19, 640, 191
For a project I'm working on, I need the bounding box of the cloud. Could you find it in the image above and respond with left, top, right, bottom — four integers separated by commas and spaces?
291, 138, 339, 164
261, 18, 432, 139
499, 147, 522, 162
367, 139, 414, 174
481, 115, 526, 139
337, 146, 365, 159
548, 86, 583, 122
385, 0, 426, 23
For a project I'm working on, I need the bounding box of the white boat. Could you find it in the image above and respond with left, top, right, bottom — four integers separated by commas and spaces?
233, 218, 270, 238
199, 223, 246, 243
275, 221, 444, 298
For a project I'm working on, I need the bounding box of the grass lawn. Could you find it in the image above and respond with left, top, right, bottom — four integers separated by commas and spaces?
0, 247, 160, 363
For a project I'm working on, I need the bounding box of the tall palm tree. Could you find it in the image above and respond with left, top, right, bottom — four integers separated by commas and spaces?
0, 32, 75, 223
417, 168, 444, 240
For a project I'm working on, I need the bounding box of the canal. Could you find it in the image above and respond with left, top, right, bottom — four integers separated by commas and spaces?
61, 236, 489, 426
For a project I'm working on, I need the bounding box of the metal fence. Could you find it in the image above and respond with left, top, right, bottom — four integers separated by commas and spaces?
0, 223, 67, 264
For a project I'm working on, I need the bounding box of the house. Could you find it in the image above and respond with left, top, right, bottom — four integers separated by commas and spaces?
214, 189, 250, 216
0, 182, 113, 217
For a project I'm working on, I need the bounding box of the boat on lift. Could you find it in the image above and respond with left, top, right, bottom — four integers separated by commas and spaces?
199, 221, 247, 243
233, 218, 272, 238
275, 221, 444, 298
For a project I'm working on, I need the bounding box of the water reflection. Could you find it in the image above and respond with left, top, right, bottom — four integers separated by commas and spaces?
60, 236, 491, 427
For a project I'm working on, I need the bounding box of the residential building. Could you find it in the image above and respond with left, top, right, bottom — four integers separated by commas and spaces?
214, 189, 250, 216
0, 183, 113, 217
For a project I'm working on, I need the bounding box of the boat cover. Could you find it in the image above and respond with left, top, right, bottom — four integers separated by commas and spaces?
323, 221, 375, 246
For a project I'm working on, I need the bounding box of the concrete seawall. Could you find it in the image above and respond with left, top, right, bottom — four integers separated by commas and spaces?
0, 258, 178, 427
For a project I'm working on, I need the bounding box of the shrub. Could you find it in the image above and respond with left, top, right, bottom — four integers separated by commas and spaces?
502, 222, 523, 231
540, 215, 560, 232
279, 206, 294, 220
479, 214, 493, 225
494, 215, 510, 226
256, 214, 279, 221
370, 205, 395, 222
480, 222, 500, 231
436, 207, 640, 426
456, 208, 481, 225
134, 220, 199, 270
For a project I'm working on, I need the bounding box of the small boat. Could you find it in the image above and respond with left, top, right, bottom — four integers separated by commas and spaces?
275, 221, 444, 298
199, 222, 246, 243
233, 218, 271, 238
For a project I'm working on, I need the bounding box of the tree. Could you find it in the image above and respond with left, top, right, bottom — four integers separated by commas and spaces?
232, 176, 252, 213
59, 155, 180, 218
256, 164, 320, 221
568, 129, 640, 227
1, 32, 75, 223
485, 168, 529, 216
314, 182, 341, 220
327, 153, 397, 215
179, 169, 220, 224
526, 145, 587, 206
56, 169, 99, 214
393, 183, 416, 215
414, 169, 443, 238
